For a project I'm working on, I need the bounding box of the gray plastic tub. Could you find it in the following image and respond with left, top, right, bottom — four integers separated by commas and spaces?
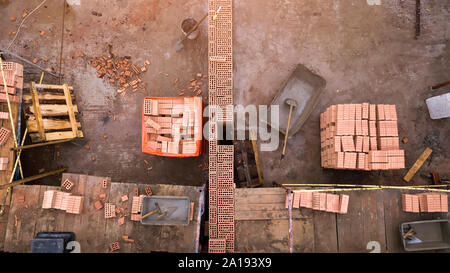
140, 196, 191, 226
400, 219, 450, 251
260, 64, 326, 136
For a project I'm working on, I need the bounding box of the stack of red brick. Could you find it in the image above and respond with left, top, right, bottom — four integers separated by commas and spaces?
286, 192, 349, 214
320, 103, 405, 170
209, 145, 235, 253
402, 193, 448, 213
143, 97, 202, 156
42, 190, 83, 214
0, 62, 23, 103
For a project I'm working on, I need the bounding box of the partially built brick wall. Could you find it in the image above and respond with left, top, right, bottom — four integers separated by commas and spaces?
208, 0, 235, 253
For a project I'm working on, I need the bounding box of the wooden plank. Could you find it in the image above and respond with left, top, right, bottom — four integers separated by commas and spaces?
236, 209, 309, 220
4, 185, 41, 252
78, 174, 108, 252
312, 211, 338, 252
27, 119, 81, 133
0, 101, 18, 205
62, 84, 78, 138
250, 131, 264, 185
23, 83, 74, 90
34, 185, 64, 235
104, 182, 130, 253
30, 130, 84, 143
22, 92, 75, 103
27, 104, 79, 117
118, 183, 138, 253
61, 173, 85, 252
336, 191, 386, 252
30, 82, 45, 141
382, 189, 441, 253
0, 205, 10, 251
235, 219, 314, 252
403, 147, 433, 182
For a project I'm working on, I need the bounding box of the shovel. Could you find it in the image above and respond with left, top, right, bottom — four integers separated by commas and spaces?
173, 13, 208, 52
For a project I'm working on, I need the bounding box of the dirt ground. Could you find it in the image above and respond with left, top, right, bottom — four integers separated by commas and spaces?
0, 0, 448, 188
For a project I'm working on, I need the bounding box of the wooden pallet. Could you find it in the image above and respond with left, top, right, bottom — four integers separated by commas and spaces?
23, 82, 84, 143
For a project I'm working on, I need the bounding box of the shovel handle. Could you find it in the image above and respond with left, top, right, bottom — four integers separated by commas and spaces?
183, 12, 208, 40
282, 105, 294, 157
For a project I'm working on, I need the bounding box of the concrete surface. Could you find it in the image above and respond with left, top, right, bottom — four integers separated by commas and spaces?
0, 0, 449, 188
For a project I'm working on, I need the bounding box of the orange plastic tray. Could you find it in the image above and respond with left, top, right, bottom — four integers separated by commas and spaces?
141, 97, 204, 157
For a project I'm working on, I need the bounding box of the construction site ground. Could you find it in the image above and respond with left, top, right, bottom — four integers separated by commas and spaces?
0, 0, 449, 253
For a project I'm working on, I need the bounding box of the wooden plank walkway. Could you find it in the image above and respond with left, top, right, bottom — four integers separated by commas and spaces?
234, 187, 449, 253
2, 173, 203, 253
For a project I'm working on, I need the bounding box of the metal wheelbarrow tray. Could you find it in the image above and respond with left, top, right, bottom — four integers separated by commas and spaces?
261, 64, 326, 136
140, 196, 191, 226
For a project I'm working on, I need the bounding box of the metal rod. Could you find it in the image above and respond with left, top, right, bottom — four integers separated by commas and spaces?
0, 48, 60, 77
415, 0, 421, 39
0, 167, 68, 216
0, 167, 68, 191
11, 139, 73, 151
431, 80, 450, 90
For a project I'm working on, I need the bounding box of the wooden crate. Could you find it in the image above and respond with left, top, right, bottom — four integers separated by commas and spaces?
23, 82, 84, 143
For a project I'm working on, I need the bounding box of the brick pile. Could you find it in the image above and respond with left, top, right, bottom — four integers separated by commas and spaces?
90, 56, 149, 94
0, 157, 8, 171
287, 192, 349, 214
143, 97, 202, 156
208, 0, 235, 254
0, 62, 23, 103
42, 190, 83, 214
320, 103, 405, 170
402, 193, 448, 213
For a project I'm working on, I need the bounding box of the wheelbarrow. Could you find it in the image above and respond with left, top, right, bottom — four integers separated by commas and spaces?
260, 64, 326, 136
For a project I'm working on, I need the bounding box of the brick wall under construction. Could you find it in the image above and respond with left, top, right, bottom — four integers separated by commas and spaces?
208, 0, 235, 253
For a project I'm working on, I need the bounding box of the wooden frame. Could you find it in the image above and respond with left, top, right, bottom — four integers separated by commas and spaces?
23, 82, 84, 143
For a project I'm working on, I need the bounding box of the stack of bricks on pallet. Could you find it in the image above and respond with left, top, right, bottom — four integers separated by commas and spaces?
0, 62, 23, 98
208, 0, 235, 253
286, 192, 349, 214
0, 157, 8, 170
0, 127, 11, 146
320, 103, 404, 170
402, 193, 448, 213
143, 97, 202, 155
42, 190, 83, 214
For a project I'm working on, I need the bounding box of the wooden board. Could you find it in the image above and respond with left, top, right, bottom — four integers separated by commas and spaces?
23, 83, 74, 90
27, 104, 79, 117
22, 92, 76, 104
3, 186, 41, 252
30, 82, 45, 140
336, 190, 386, 252
235, 187, 311, 220
0, 101, 19, 205
403, 147, 433, 182
382, 189, 444, 253
62, 84, 78, 138
30, 130, 83, 143
235, 219, 315, 253
27, 119, 82, 133
2, 173, 203, 253
312, 210, 338, 252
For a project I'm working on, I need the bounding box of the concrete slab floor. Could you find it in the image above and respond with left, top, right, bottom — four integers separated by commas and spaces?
0, 0, 449, 187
